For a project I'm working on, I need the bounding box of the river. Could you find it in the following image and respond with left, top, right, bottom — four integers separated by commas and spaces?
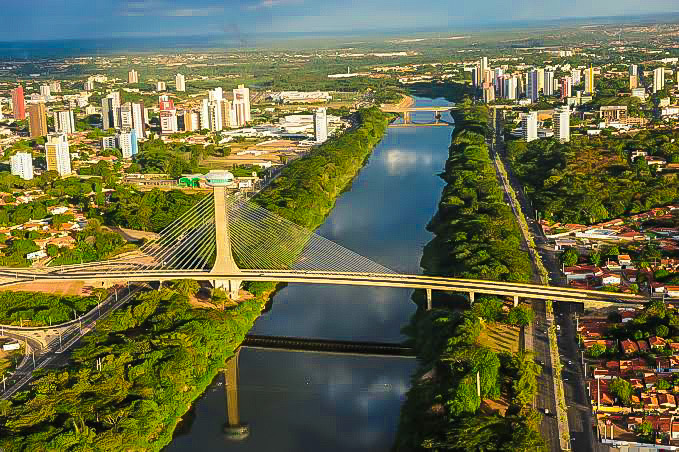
167, 96, 454, 452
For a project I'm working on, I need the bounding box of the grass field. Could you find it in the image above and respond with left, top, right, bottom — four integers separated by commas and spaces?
477, 321, 520, 354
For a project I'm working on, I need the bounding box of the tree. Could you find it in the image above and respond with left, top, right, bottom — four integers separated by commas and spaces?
637, 420, 653, 441
172, 279, 201, 298
656, 324, 670, 338
588, 343, 606, 358
609, 378, 633, 405
560, 248, 578, 267
657, 379, 671, 390
590, 251, 602, 266
472, 296, 503, 322
507, 305, 534, 328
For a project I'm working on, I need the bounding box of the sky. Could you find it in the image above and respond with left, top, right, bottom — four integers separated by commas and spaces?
2, 0, 679, 41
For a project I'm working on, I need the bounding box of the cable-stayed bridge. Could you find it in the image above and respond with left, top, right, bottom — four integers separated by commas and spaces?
0, 173, 647, 307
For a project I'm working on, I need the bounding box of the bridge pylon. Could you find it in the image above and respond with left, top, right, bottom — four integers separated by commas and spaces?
223, 349, 249, 440
206, 172, 242, 300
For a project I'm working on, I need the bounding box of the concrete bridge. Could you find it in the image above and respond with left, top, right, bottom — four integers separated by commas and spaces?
0, 175, 649, 309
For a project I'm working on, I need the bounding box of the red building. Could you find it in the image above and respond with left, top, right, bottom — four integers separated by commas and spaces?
11, 85, 25, 120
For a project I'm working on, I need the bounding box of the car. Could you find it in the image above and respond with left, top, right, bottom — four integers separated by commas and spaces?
568, 360, 573, 365
544, 408, 550, 415
556, 325, 561, 331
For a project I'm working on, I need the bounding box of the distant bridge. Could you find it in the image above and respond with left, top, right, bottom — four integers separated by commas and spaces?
381, 104, 457, 127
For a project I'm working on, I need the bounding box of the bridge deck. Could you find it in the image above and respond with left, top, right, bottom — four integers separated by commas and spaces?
242, 334, 415, 357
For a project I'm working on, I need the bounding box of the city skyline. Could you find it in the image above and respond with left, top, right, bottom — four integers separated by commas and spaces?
2, 0, 679, 41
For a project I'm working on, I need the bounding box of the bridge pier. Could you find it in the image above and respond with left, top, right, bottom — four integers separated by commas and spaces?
513, 295, 520, 307
426, 288, 432, 311
214, 279, 242, 300
403, 111, 411, 124
469, 292, 475, 305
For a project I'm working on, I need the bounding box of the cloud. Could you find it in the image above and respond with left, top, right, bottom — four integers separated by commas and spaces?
120, 1, 224, 17
246, 0, 303, 11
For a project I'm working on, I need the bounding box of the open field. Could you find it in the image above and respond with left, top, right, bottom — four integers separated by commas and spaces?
477, 321, 520, 354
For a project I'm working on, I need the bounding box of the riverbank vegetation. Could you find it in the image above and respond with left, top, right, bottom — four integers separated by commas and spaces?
0, 291, 99, 326
506, 130, 679, 224
255, 107, 391, 229
422, 101, 533, 282
395, 99, 542, 451
0, 284, 266, 451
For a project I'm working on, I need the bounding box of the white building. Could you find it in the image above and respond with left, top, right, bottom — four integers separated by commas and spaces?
544, 71, 555, 96
45, 133, 71, 177
39, 84, 51, 98
156, 81, 166, 92
53, 110, 75, 134
314, 107, 328, 143
84, 80, 94, 91
10, 152, 33, 180
128, 69, 139, 84
553, 106, 570, 143
117, 129, 138, 159
102, 136, 116, 149
654, 67, 666, 93
521, 111, 538, 142
631, 88, 646, 100
175, 74, 186, 92
233, 84, 251, 123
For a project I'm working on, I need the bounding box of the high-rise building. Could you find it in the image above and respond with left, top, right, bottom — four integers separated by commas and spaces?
314, 108, 328, 143
128, 70, 139, 84
630, 75, 639, 90
53, 110, 75, 135
544, 71, 555, 96
471, 66, 480, 88
175, 73, 186, 92
119, 103, 134, 130
571, 69, 581, 85
117, 129, 138, 159
27, 103, 48, 138
584, 67, 595, 94
131, 102, 145, 139
654, 67, 665, 93
10, 152, 33, 180
482, 82, 495, 103
220, 99, 232, 129
0, 100, 4, 120
504, 76, 519, 100
629, 64, 638, 77
232, 85, 251, 123
537, 68, 545, 93
561, 77, 573, 99
526, 70, 539, 103
40, 85, 51, 98
209, 87, 223, 102
184, 111, 199, 132
49, 81, 61, 93
480, 57, 488, 76
156, 81, 166, 92
84, 80, 94, 91
553, 106, 570, 143
45, 133, 71, 177
11, 85, 25, 120
101, 92, 121, 130
521, 111, 538, 142
159, 95, 177, 134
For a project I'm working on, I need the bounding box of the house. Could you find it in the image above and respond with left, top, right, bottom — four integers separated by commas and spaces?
666, 286, 679, 298
649, 336, 667, 349
618, 255, 633, 267
26, 250, 47, 260
621, 310, 637, 323
642, 395, 660, 410
602, 273, 622, 286
622, 339, 639, 355
658, 393, 676, 409
637, 340, 650, 352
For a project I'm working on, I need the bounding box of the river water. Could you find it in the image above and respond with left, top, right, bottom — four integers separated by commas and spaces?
167, 96, 454, 452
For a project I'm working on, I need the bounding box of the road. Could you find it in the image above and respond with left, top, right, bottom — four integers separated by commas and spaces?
488, 110, 561, 451
0, 284, 142, 400
492, 109, 599, 452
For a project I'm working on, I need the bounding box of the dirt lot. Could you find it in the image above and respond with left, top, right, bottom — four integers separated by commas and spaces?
0, 280, 87, 296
